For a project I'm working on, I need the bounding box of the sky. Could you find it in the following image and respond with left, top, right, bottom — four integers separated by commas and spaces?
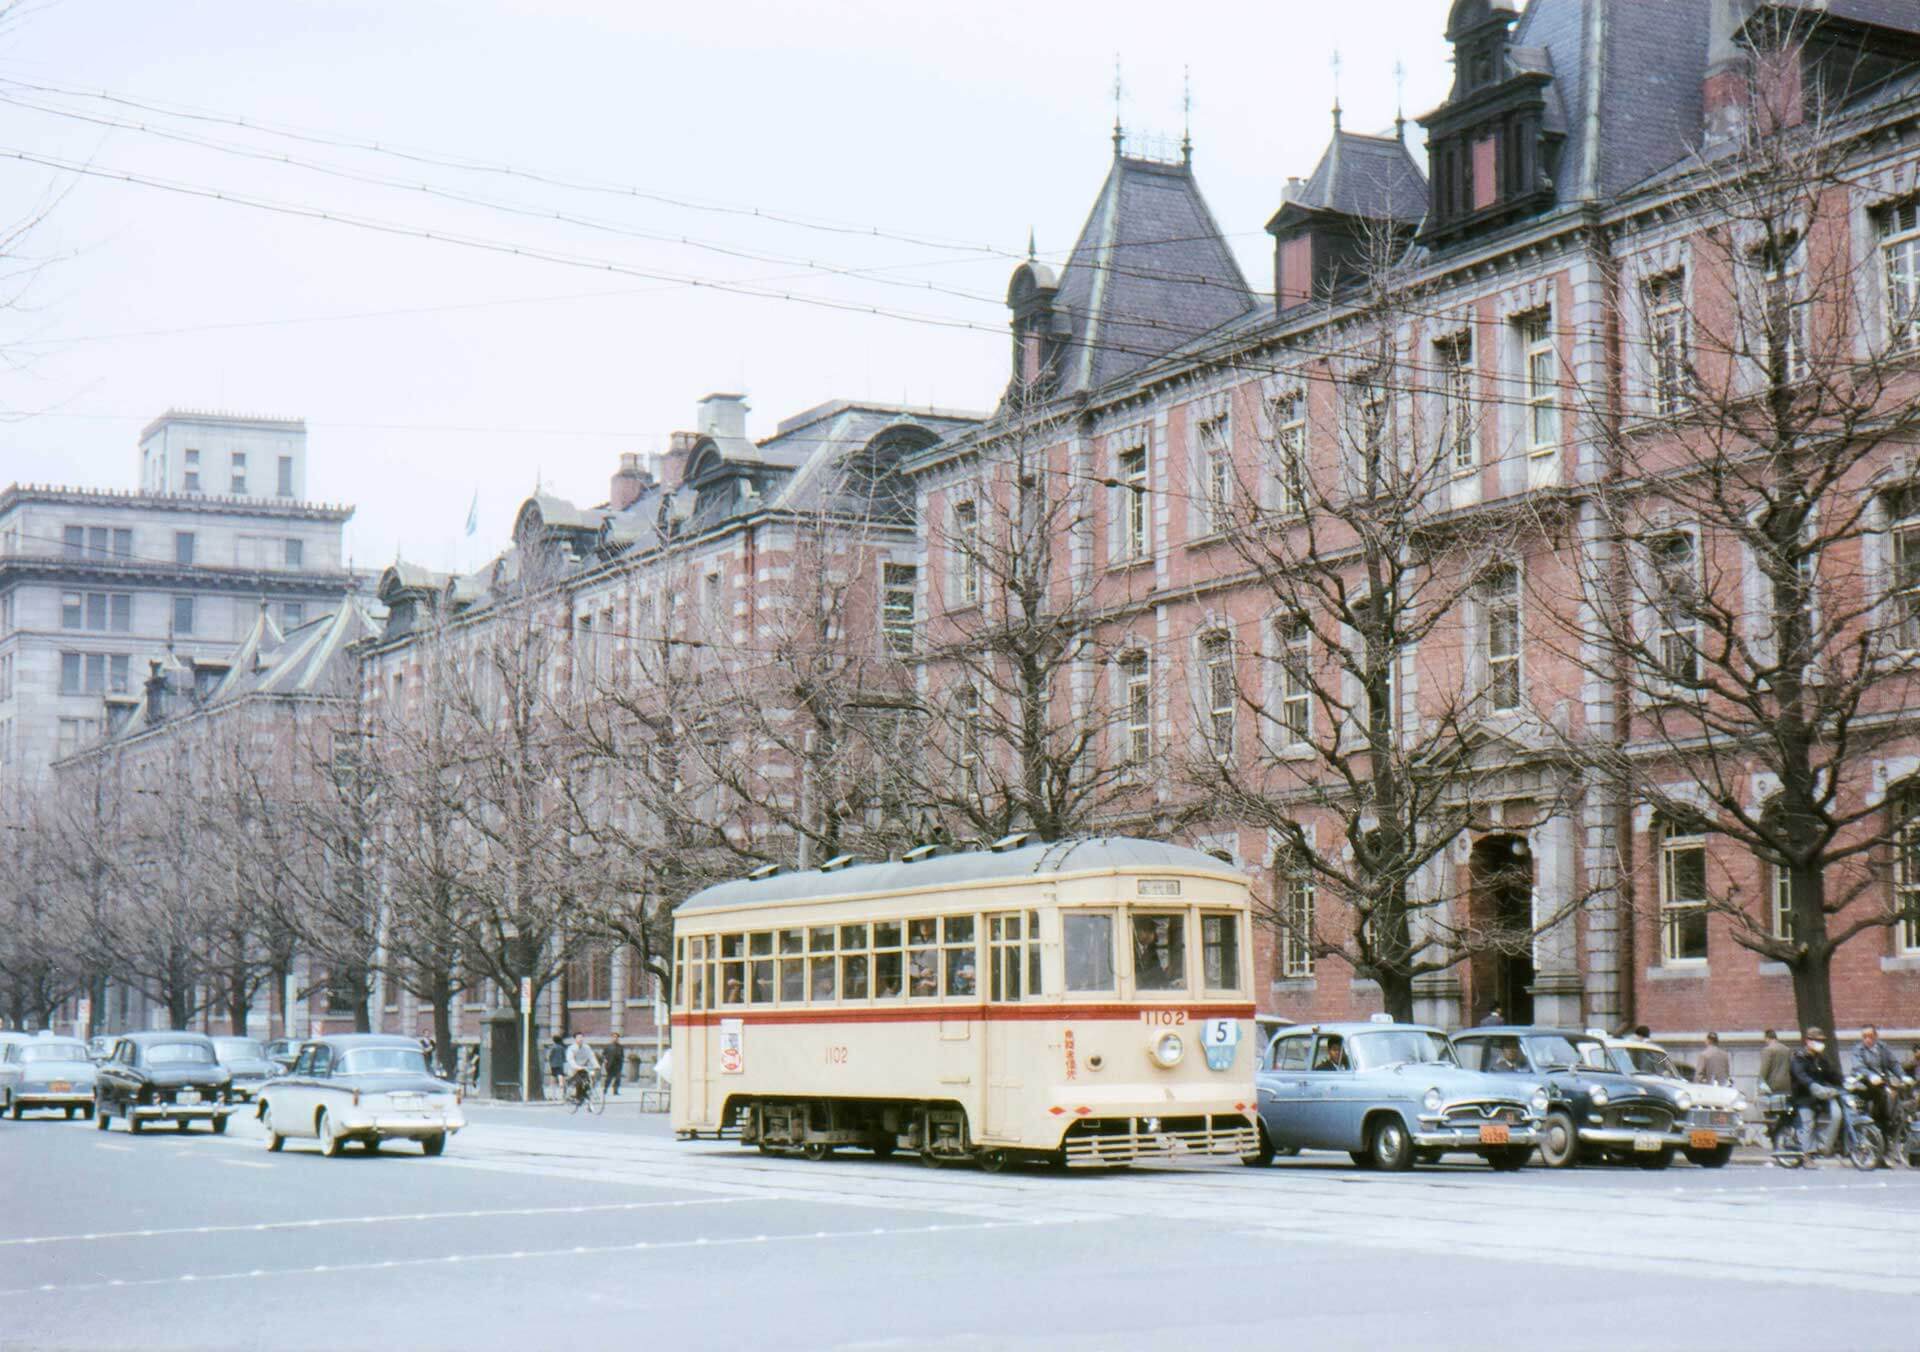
0, 0, 1455, 574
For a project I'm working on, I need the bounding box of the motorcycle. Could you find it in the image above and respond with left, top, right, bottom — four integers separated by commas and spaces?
1870, 1073, 1919, 1166
1765, 1078, 1886, 1170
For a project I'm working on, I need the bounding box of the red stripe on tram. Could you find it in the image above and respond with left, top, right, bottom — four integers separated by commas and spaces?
675, 1003, 1257, 1029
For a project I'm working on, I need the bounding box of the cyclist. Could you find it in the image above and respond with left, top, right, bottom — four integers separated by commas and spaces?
563, 1032, 600, 1105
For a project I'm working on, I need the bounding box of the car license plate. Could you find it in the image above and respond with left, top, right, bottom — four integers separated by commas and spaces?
49, 1081, 70, 1093
1633, 1132, 1661, 1152
178, 1090, 200, 1105
1479, 1124, 1510, 1145
1689, 1130, 1719, 1150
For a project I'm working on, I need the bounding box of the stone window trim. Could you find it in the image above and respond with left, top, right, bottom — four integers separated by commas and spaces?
1183, 391, 1235, 544
1257, 376, 1310, 516
1103, 423, 1153, 569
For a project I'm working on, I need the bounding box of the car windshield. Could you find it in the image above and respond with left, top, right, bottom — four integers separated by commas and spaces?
1619, 1046, 1679, 1077
18, 1042, 88, 1063
213, 1038, 265, 1062
1350, 1030, 1455, 1070
144, 1042, 215, 1066
339, 1047, 430, 1075
1522, 1034, 1589, 1070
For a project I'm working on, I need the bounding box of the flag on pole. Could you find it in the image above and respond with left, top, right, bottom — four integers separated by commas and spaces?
465, 490, 479, 537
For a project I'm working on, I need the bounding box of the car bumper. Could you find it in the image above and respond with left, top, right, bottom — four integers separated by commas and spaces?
1411, 1124, 1542, 1150
127, 1102, 237, 1122
333, 1111, 466, 1141
226, 1083, 269, 1103
1577, 1125, 1695, 1151
14, 1091, 94, 1109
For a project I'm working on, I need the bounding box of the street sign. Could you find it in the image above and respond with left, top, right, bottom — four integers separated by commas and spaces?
519, 977, 533, 1008
76, 998, 91, 1040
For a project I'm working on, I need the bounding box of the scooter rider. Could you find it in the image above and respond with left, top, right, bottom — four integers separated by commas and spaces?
1850, 1025, 1905, 1165
1790, 1027, 1844, 1159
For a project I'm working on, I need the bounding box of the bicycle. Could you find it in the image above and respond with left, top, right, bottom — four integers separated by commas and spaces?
565, 1069, 605, 1115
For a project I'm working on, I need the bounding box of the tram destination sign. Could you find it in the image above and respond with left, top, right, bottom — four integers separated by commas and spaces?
1137, 878, 1182, 897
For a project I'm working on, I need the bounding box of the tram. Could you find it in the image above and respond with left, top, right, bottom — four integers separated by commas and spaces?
669, 836, 1260, 1169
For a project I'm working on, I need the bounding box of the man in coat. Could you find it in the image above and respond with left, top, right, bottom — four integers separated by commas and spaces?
1695, 1032, 1732, 1085
1849, 1025, 1904, 1164
1758, 1029, 1792, 1096
1789, 1027, 1843, 1157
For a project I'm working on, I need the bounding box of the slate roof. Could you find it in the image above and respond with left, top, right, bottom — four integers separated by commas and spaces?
1050, 155, 1257, 397
677, 836, 1244, 915
1283, 129, 1430, 225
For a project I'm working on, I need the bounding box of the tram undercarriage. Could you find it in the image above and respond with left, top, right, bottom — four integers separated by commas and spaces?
708, 1096, 1257, 1171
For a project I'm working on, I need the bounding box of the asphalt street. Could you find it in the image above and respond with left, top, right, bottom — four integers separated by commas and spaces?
3, 1102, 1918, 1351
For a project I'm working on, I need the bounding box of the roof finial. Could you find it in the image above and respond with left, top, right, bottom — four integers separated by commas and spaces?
1112, 54, 1125, 156
1331, 49, 1343, 131
1393, 59, 1407, 141
1027, 226, 1037, 262
1181, 65, 1193, 167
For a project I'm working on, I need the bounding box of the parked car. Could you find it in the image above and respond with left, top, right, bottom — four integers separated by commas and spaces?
0, 1037, 96, 1120
1247, 1020, 1548, 1171
254, 1034, 466, 1157
1452, 1026, 1694, 1169
93, 1032, 237, 1134
87, 1036, 114, 1064
1594, 1034, 1746, 1166
265, 1038, 301, 1073
211, 1036, 280, 1103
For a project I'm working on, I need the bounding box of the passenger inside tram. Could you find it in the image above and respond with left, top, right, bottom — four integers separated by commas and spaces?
1133, 915, 1187, 991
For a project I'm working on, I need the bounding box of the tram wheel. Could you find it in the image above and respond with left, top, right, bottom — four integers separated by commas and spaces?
978, 1148, 1011, 1173
920, 1145, 944, 1168
801, 1141, 833, 1162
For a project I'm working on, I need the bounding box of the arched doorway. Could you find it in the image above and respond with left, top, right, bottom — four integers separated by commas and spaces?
1468, 834, 1534, 1025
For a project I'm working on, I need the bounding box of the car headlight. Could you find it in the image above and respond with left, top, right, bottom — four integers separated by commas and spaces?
1530, 1090, 1550, 1116
1421, 1088, 1444, 1113
1675, 1091, 1693, 1110
1149, 1032, 1184, 1068
1589, 1086, 1609, 1107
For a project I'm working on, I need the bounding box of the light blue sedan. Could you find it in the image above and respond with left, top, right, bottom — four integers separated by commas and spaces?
1246, 1020, 1549, 1171
0, 1037, 97, 1120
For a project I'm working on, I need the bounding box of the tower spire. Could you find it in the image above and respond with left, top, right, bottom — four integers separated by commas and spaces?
1027, 226, 1037, 262
1331, 49, 1343, 131
1181, 66, 1193, 166
1112, 55, 1125, 156
1393, 59, 1406, 141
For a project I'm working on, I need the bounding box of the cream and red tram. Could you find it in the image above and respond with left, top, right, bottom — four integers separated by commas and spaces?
669, 837, 1259, 1169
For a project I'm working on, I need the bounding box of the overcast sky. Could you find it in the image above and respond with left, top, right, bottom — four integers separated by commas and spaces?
0, 0, 1455, 574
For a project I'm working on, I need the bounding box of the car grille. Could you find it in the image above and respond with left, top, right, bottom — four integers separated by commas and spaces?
1603, 1103, 1674, 1132
1443, 1102, 1528, 1127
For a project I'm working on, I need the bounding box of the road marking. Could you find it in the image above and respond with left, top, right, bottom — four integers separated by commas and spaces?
0, 1196, 755, 1248
0, 1217, 1080, 1297
94, 1144, 132, 1154
219, 1159, 272, 1170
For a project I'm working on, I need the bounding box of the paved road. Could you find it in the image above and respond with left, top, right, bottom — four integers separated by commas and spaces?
4, 1103, 1918, 1350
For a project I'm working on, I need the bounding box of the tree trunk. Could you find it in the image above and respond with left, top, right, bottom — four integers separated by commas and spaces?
1376, 968, 1415, 1024
226, 960, 250, 1035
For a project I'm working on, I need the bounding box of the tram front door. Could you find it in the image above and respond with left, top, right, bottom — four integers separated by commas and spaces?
983, 910, 1034, 1140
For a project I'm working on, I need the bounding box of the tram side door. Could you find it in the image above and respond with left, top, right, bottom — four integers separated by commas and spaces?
684, 942, 713, 1125
983, 911, 1031, 1140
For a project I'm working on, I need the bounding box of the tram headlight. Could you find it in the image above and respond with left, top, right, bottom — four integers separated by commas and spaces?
1149, 1032, 1185, 1069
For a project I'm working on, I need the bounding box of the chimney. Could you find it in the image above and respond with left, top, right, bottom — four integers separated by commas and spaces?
144, 660, 168, 727
657, 431, 699, 489
1704, 0, 1758, 143
696, 392, 749, 442
609, 451, 650, 511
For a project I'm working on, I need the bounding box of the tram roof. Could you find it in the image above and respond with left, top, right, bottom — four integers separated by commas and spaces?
676, 837, 1242, 916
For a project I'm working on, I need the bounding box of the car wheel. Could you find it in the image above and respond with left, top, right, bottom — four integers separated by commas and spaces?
1369, 1116, 1415, 1172
1685, 1144, 1734, 1168
129, 1116, 143, 1135
1242, 1121, 1276, 1168
64, 1107, 74, 1120
1635, 1147, 1675, 1170
174, 1119, 189, 1132
1348, 1150, 1375, 1169
261, 1104, 284, 1153
362, 1137, 380, 1153
8, 1099, 20, 1121
1487, 1146, 1532, 1172
95, 1105, 110, 1131
421, 1133, 447, 1157
82, 1103, 94, 1121
1537, 1110, 1578, 1168
317, 1111, 343, 1157
210, 1115, 228, 1136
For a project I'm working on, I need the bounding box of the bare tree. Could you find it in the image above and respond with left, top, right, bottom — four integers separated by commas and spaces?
1186, 234, 1586, 1024
1561, 40, 1920, 1036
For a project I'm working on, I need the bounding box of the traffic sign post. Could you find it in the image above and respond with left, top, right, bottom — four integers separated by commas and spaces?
519, 976, 533, 1101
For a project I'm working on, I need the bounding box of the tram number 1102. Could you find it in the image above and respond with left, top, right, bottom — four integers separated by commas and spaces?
823, 1045, 849, 1065
1140, 1010, 1187, 1027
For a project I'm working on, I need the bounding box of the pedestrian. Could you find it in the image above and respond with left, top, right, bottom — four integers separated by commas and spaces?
1759, 1029, 1792, 1095
546, 1033, 567, 1093
1789, 1027, 1843, 1159
1478, 1006, 1503, 1027
605, 1033, 624, 1096
1695, 1031, 1731, 1086
1633, 1024, 1652, 1041
460, 1044, 479, 1091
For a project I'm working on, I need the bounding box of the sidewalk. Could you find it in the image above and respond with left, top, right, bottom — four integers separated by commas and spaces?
462, 1084, 670, 1112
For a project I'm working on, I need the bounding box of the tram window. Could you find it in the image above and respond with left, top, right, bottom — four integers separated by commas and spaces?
1201, 914, 1241, 991
779, 928, 804, 954
1063, 911, 1116, 992
809, 926, 836, 953
943, 917, 977, 997
1028, 910, 1043, 996
779, 954, 805, 1002
1132, 914, 1187, 991
749, 932, 774, 1003
908, 919, 939, 998
842, 953, 869, 999
989, 914, 1022, 1002
810, 956, 836, 1001
873, 922, 903, 999
690, 939, 708, 1011
720, 935, 746, 1005
673, 938, 685, 1009
840, 924, 867, 949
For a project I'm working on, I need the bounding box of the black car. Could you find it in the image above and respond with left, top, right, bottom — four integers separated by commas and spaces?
94, 1032, 238, 1135
211, 1036, 280, 1103
1452, 1026, 1693, 1169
